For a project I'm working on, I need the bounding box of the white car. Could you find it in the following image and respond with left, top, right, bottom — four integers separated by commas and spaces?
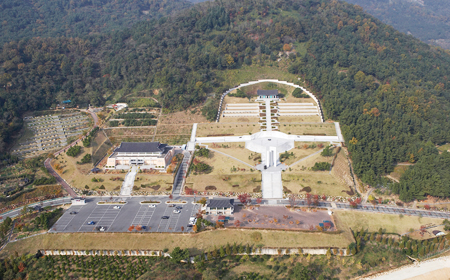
189, 217, 197, 225
113, 206, 121, 209
99, 226, 106, 232
173, 210, 181, 214
148, 204, 156, 208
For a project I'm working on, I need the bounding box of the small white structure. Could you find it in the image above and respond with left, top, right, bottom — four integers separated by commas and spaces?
256, 90, 279, 101
107, 103, 128, 111
71, 198, 86, 205
105, 142, 175, 171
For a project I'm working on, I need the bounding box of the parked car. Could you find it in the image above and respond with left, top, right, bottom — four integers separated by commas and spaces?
69, 211, 77, 215
175, 206, 183, 210
99, 226, 106, 232
161, 216, 170, 219
87, 221, 95, 225
168, 204, 175, 207
173, 210, 181, 214
113, 206, 121, 209
148, 204, 156, 208
189, 217, 197, 225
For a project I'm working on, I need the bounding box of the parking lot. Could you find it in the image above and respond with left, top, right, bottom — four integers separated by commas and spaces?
51, 197, 200, 233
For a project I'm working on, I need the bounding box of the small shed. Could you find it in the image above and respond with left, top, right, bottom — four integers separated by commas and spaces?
432, 230, 445, 237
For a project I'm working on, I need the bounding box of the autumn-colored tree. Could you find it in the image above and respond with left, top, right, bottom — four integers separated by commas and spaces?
128, 226, 135, 232
169, 194, 173, 199
288, 194, 296, 208
256, 197, 262, 204
234, 220, 241, 227
193, 225, 198, 232
135, 225, 142, 231
283, 44, 291, 51
18, 262, 25, 272
238, 193, 250, 204
181, 226, 184, 232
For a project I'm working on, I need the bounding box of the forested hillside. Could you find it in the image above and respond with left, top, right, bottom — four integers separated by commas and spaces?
0, 0, 191, 44
1, 0, 450, 200
342, 0, 450, 49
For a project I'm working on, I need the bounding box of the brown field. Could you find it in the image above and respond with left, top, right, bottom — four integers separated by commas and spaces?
104, 128, 156, 137
278, 123, 336, 136
156, 124, 192, 135
1, 228, 352, 257
331, 149, 354, 188
279, 115, 322, 123
219, 117, 260, 124
159, 108, 209, 125
223, 95, 258, 104
194, 150, 255, 175
334, 211, 445, 235
153, 135, 190, 145
197, 123, 260, 137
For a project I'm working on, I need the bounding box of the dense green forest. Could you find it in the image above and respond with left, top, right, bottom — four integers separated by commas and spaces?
342, 0, 450, 49
0, 0, 191, 45
1, 0, 450, 200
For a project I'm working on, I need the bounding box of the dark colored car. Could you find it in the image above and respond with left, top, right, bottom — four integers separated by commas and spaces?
69, 211, 77, 215
176, 206, 183, 210
161, 216, 170, 219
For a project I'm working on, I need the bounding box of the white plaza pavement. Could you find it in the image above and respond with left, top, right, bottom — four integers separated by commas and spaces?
120, 165, 137, 196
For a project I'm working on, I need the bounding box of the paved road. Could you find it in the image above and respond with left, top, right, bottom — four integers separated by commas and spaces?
271, 199, 450, 219
44, 158, 77, 197
0, 197, 73, 219
368, 256, 450, 280
44, 109, 99, 197
51, 196, 200, 233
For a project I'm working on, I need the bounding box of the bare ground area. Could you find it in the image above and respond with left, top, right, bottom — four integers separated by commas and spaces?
197, 123, 260, 136
159, 108, 209, 125
218, 206, 335, 231
278, 123, 336, 136
279, 115, 322, 123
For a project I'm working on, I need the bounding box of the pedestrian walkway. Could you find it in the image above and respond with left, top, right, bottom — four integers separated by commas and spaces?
120, 166, 137, 196
261, 170, 283, 199
172, 151, 191, 195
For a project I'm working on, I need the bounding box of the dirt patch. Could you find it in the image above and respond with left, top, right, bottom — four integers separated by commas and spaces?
159, 108, 208, 125
205, 186, 217, 191
300, 187, 311, 193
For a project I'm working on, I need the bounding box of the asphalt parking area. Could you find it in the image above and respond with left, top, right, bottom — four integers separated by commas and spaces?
51, 197, 200, 233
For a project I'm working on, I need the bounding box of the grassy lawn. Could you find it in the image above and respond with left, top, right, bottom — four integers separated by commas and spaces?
187, 174, 260, 193
282, 151, 348, 197
158, 107, 208, 125
438, 143, 450, 152
197, 123, 260, 136
104, 127, 156, 137
388, 165, 410, 181
278, 123, 336, 136
1, 229, 352, 257
280, 144, 323, 166
334, 210, 446, 235
187, 150, 260, 193
153, 135, 191, 145
206, 143, 257, 165
219, 117, 260, 123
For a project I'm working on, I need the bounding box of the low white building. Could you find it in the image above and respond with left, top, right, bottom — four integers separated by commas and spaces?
256, 89, 279, 101
204, 199, 235, 215
105, 142, 175, 171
